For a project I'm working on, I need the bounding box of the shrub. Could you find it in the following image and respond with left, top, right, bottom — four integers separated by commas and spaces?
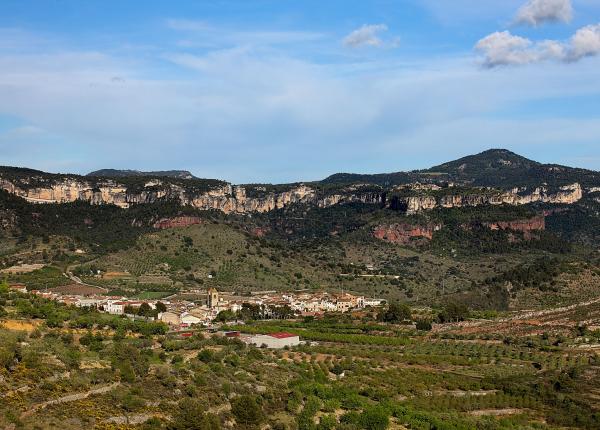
231, 395, 265, 427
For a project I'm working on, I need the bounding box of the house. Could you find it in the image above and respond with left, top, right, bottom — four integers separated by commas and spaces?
362, 298, 386, 308
106, 300, 127, 315
76, 298, 103, 308
247, 332, 300, 349
335, 298, 354, 313
9, 284, 27, 294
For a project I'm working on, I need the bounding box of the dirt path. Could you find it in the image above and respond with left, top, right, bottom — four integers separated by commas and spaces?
20, 382, 120, 418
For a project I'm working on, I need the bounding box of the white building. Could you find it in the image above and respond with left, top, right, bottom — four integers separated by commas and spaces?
76, 298, 104, 308
247, 332, 300, 349
362, 298, 386, 307
106, 300, 127, 315
180, 312, 203, 326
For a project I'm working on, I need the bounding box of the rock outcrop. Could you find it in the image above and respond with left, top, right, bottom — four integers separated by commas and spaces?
373, 223, 442, 244
153, 216, 205, 229
483, 216, 545, 239
0, 173, 585, 216
374, 215, 546, 245
401, 183, 583, 214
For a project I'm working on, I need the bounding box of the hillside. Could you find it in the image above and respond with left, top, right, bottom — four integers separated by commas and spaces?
1, 149, 597, 217
322, 149, 600, 189
1, 148, 600, 311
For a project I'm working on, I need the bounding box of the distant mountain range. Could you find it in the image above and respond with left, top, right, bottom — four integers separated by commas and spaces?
0, 149, 598, 215
0, 149, 597, 189
87, 169, 197, 180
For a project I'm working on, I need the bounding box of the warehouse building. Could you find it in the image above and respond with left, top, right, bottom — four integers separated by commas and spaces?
247, 332, 300, 349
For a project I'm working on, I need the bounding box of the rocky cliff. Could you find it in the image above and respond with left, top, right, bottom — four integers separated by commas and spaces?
0, 176, 384, 214
374, 215, 546, 245
0, 171, 585, 215
483, 216, 545, 240
402, 183, 582, 214
153, 216, 205, 229
373, 222, 442, 244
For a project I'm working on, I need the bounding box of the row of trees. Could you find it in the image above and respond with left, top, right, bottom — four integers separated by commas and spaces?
379, 301, 470, 327
215, 303, 295, 322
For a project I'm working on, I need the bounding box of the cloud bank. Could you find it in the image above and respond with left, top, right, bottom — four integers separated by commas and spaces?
476, 24, 600, 67
515, 0, 573, 26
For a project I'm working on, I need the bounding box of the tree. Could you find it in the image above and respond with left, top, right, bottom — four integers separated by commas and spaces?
170, 398, 221, 430
438, 302, 470, 323
215, 309, 236, 322
231, 395, 265, 427
0, 279, 9, 296
415, 320, 432, 331
197, 349, 214, 363
138, 302, 152, 317
379, 302, 411, 324
155, 301, 167, 313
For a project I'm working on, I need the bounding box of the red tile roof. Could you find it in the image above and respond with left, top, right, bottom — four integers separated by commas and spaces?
269, 332, 297, 339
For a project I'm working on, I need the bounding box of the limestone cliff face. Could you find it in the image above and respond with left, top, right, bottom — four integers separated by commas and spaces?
0, 173, 584, 216
0, 176, 384, 214
402, 183, 583, 214
0, 178, 132, 208
317, 192, 382, 208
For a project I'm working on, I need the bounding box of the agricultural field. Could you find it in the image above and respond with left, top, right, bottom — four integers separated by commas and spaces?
1, 283, 599, 430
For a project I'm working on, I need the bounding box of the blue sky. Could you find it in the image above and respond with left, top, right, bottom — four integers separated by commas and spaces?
0, 0, 599, 183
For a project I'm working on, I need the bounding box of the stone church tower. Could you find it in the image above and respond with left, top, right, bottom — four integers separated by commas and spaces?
207, 287, 219, 308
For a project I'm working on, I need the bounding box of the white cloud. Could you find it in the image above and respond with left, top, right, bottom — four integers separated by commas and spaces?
343, 24, 389, 48
476, 24, 600, 67
568, 23, 600, 60
1, 26, 600, 181
475, 31, 563, 67
515, 0, 573, 26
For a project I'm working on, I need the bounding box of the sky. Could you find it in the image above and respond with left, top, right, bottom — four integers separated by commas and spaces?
0, 0, 600, 183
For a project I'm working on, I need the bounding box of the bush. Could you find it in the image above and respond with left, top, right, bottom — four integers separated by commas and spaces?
415, 320, 432, 331
231, 395, 265, 427
359, 405, 390, 430
170, 398, 221, 430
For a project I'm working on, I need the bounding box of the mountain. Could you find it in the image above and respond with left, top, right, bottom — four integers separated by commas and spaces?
322, 149, 600, 189
87, 169, 197, 179
0, 149, 596, 215
1, 148, 600, 312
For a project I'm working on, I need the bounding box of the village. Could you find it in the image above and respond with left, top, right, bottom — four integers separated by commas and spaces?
6, 282, 386, 348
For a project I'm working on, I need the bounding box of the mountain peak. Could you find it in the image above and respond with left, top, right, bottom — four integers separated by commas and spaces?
427, 149, 538, 174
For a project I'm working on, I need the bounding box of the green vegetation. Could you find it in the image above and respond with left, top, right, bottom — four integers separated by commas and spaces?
1, 276, 600, 429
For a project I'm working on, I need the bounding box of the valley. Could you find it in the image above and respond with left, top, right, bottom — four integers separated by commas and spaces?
1, 149, 600, 429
